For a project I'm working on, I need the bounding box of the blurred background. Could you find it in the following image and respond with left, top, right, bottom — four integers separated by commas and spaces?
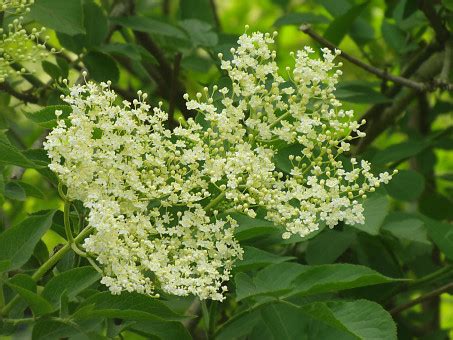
1, 0, 452, 338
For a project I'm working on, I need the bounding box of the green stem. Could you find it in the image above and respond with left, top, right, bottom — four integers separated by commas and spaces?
64, 200, 74, 243
201, 300, 211, 339
0, 227, 93, 316
205, 191, 226, 212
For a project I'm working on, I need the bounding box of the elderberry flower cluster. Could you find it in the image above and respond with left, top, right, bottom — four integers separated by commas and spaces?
0, 0, 54, 82
44, 30, 395, 300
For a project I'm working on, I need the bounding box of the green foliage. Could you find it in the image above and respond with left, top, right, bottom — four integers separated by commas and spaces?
1, 0, 452, 339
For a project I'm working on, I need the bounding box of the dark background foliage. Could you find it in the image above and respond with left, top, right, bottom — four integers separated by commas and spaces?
0, 0, 452, 339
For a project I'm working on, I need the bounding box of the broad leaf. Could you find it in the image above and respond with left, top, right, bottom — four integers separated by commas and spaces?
29, 0, 85, 36
235, 246, 295, 271
111, 16, 188, 40
24, 105, 72, 129
0, 210, 55, 271
350, 193, 389, 235
386, 170, 425, 201
235, 263, 395, 301
41, 267, 101, 309
7, 283, 53, 316
302, 300, 397, 340
324, 2, 369, 45
74, 292, 183, 321
83, 51, 119, 83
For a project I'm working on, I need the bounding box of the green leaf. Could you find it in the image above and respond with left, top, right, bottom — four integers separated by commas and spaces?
306, 229, 355, 265
0, 260, 11, 272
232, 213, 278, 241
349, 193, 389, 235
235, 263, 395, 301
5, 181, 45, 200
421, 216, 453, 260
335, 81, 390, 104
235, 246, 295, 271
7, 283, 53, 316
42, 61, 62, 79
98, 43, 144, 62
32, 319, 89, 340
180, 0, 216, 26
274, 13, 329, 27
129, 320, 191, 340
372, 140, 429, 165
111, 16, 188, 40
41, 267, 101, 310
4, 181, 26, 201
443, 0, 453, 11
386, 169, 425, 201
381, 214, 430, 245
29, 0, 85, 36
83, 1, 108, 47
0, 133, 37, 168
83, 51, 119, 83
302, 300, 397, 340
0, 210, 55, 271
324, 2, 369, 45
74, 292, 183, 321
24, 105, 72, 128
179, 19, 218, 47
381, 20, 406, 52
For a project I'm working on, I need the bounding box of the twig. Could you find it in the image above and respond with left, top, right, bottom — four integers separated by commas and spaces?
0, 82, 38, 104
168, 53, 182, 128
209, 0, 222, 30
390, 282, 453, 315
419, 0, 450, 45
300, 24, 452, 92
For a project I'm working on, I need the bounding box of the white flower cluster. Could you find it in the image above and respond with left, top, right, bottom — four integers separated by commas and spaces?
45, 30, 395, 300
0, 0, 54, 82
45, 82, 243, 300
187, 30, 396, 239
0, 0, 34, 12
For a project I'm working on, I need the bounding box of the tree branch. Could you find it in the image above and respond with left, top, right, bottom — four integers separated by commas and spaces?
0, 82, 38, 104
300, 24, 452, 92
390, 282, 453, 316
355, 52, 445, 153
419, 0, 450, 45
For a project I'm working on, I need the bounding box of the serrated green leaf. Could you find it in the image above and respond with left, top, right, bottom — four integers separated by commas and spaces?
7, 283, 53, 316
111, 16, 188, 40
306, 229, 355, 265
324, 2, 369, 45
372, 140, 429, 165
235, 263, 396, 301
232, 213, 278, 241
129, 320, 191, 340
381, 215, 430, 245
24, 105, 72, 128
302, 299, 397, 340
386, 169, 425, 201
83, 51, 119, 83
41, 266, 101, 310
421, 215, 453, 260
74, 292, 183, 321
350, 193, 389, 235
335, 81, 390, 104
0, 210, 55, 272
4, 181, 26, 201
83, 1, 108, 47
0, 133, 37, 168
235, 246, 295, 272
179, 19, 218, 47
42, 61, 62, 79
29, 0, 85, 36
